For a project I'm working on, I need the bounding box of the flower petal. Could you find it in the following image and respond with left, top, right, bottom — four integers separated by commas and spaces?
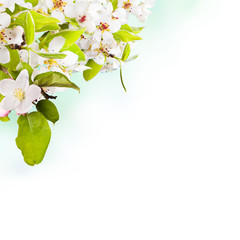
0, 13, 10, 30
0, 102, 10, 117
49, 36, 65, 53
0, 94, 20, 111
58, 51, 78, 67
0, 79, 18, 96
26, 85, 41, 102
4, 26, 24, 45
15, 98, 33, 115
16, 69, 29, 91
94, 52, 105, 65
0, 45, 10, 64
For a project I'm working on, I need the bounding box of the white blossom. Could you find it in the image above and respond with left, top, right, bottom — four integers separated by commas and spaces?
0, 70, 41, 115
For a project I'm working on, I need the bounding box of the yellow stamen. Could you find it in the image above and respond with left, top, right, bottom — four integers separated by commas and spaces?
44, 59, 58, 70
52, 0, 67, 11
0, 29, 7, 44
14, 88, 24, 101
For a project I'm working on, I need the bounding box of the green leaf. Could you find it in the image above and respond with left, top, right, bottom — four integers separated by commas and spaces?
0, 71, 10, 80
36, 100, 59, 124
122, 43, 130, 61
2, 47, 20, 72
64, 43, 85, 61
120, 24, 144, 34
0, 116, 10, 122
24, 11, 35, 45
113, 30, 142, 42
125, 54, 138, 62
14, 11, 60, 32
34, 71, 80, 92
35, 52, 67, 59
16, 112, 51, 166
59, 22, 69, 30
83, 60, 103, 81
131, 26, 144, 34
12, 4, 29, 15
16, 62, 34, 80
40, 29, 85, 51
110, 0, 118, 10
120, 24, 133, 32
30, 11, 60, 32
25, 0, 38, 7
65, 17, 80, 28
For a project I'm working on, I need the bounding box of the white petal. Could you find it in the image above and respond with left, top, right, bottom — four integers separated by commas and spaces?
0, 45, 10, 64
51, 10, 65, 23
15, 98, 33, 115
0, 79, 18, 96
74, 65, 91, 71
16, 69, 29, 91
26, 85, 41, 102
0, 106, 9, 117
4, 26, 24, 45
0, 13, 10, 30
102, 31, 114, 42
0, 94, 20, 111
58, 51, 78, 67
94, 53, 105, 65
64, 4, 77, 18
49, 36, 65, 53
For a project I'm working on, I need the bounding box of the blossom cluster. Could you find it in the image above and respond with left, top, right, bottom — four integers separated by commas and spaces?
0, 0, 155, 165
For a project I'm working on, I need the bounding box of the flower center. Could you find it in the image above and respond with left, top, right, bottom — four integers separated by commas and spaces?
37, 8, 48, 15
79, 15, 86, 23
44, 59, 58, 70
53, 0, 67, 11
14, 88, 24, 101
0, 29, 7, 44
98, 22, 110, 32
123, 0, 132, 10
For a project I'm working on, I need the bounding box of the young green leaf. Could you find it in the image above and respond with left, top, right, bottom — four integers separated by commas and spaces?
110, 0, 118, 10
34, 71, 80, 92
36, 100, 59, 124
13, 11, 60, 32
24, 0, 39, 7
12, 4, 28, 15
122, 43, 130, 61
120, 24, 144, 34
0, 116, 10, 122
35, 52, 67, 59
0, 70, 10, 80
24, 11, 35, 45
2, 47, 20, 71
16, 112, 51, 166
40, 29, 85, 51
65, 44, 85, 61
16, 62, 34, 81
120, 24, 133, 32
113, 30, 142, 42
125, 54, 138, 62
131, 26, 144, 34
83, 59, 103, 81
30, 11, 60, 32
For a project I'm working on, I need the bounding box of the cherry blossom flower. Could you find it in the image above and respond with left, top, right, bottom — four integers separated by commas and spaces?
0, 13, 24, 45
0, 70, 41, 115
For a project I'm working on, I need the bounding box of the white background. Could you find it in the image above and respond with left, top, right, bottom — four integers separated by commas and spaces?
1, 0, 240, 239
